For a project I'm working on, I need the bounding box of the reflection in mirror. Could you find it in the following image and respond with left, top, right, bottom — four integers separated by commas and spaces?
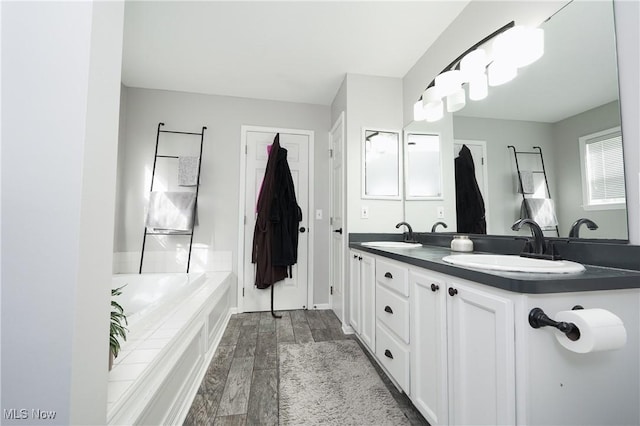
406, 0, 627, 240
362, 129, 401, 199
405, 133, 442, 200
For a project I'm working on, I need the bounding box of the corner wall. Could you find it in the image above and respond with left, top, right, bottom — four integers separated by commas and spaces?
1, 2, 124, 424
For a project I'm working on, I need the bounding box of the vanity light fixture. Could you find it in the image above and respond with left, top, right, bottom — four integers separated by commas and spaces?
413, 21, 544, 122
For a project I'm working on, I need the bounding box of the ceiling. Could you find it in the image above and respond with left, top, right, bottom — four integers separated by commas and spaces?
122, 1, 469, 106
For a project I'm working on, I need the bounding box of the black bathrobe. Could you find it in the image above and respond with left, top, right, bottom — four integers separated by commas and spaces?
252, 134, 302, 289
455, 145, 487, 234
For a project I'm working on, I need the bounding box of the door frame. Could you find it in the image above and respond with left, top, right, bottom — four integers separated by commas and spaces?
454, 139, 490, 233
237, 125, 315, 313
329, 112, 346, 322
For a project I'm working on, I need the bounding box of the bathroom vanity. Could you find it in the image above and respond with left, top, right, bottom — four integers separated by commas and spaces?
348, 239, 640, 426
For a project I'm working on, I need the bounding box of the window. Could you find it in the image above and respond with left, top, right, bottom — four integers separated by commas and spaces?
579, 127, 625, 210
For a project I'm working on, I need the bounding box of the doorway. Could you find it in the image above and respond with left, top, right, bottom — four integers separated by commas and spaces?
329, 112, 345, 323
239, 126, 314, 312
454, 139, 490, 233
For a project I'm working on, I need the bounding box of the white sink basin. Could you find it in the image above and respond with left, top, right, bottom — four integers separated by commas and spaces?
442, 254, 585, 274
361, 241, 422, 249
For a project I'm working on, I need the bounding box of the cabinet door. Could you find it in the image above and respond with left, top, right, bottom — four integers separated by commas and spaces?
359, 253, 376, 350
348, 251, 361, 334
446, 281, 515, 425
410, 270, 448, 426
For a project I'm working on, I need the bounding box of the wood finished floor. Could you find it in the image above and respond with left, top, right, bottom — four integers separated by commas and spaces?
184, 309, 428, 426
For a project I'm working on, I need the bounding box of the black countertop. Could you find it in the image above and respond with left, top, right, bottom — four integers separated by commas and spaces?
349, 241, 640, 294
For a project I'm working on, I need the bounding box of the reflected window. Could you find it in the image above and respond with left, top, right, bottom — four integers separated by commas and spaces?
405, 133, 442, 199
579, 127, 625, 209
362, 130, 401, 199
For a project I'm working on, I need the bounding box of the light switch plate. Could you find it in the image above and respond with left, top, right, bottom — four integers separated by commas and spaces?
361, 206, 369, 219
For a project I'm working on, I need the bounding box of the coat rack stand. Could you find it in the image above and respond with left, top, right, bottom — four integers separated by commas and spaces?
271, 284, 282, 318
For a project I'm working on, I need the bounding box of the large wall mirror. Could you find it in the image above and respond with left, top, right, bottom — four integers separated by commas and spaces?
405, 0, 628, 241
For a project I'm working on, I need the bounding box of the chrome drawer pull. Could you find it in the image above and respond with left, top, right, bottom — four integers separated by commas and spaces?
384, 349, 394, 359
384, 272, 393, 279
384, 305, 393, 314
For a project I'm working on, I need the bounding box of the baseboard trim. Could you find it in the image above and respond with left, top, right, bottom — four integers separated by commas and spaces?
311, 303, 330, 310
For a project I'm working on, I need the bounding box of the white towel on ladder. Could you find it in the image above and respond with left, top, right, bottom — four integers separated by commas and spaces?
178, 156, 199, 186
520, 198, 558, 229
145, 191, 196, 231
517, 171, 535, 194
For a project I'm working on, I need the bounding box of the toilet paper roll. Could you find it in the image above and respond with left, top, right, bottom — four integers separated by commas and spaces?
553, 308, 627, 354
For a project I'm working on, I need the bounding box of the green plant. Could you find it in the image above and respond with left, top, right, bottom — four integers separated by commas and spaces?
110, 285, 128, 358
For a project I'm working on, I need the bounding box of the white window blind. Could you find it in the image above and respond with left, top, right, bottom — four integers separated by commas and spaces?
580, 129, 625, 207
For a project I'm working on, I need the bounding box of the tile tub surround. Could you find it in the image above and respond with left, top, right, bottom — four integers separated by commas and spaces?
107, 271, 233, 425
184, 310, 428, 426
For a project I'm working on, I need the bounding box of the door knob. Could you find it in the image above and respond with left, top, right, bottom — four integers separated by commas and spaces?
431, 283, 439, 292
299, 227, 306, 233
333, 228, 343, 234
448, 287, 458, 296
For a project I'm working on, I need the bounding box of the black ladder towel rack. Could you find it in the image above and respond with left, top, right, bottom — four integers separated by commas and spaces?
139, 122, 206, 273
508, 145, 559, 237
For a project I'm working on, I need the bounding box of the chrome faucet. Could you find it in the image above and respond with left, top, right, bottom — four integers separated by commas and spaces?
431, 221, 448, 233
511, 219, 545, 255
569, 218, 598, 238
395, 221, 417, 243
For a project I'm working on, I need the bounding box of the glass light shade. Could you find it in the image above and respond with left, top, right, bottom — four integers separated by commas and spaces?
424, 99, 443, 122
468, 73, 488, 101
435, 70, 463, 97
488, 60, 517, 86
492, 26, 544, 68
413, 100, 426, 121
447, 88, 466, 113
460, 49, 488, 81
422, 85, 441, 105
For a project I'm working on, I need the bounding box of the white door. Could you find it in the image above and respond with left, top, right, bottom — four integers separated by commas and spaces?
330, 112, 345, 322
242, 128, 310, 312
446, 281, 515, 425
454, 140, 490, 232
359, 253, 375, 350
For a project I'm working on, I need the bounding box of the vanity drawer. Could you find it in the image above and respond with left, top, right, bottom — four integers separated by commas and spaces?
376, 283, 410, 344
376, 323, 410, 392
376, 259, 409, 297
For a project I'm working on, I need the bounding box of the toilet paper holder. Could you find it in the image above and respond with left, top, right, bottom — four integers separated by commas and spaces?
529, 306, 583, 341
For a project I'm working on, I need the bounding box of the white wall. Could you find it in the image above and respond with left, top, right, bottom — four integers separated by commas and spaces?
114, 87, 331, 305
1, 2, 123, 424
343, 74, 404, 233
552, 101, 627, 239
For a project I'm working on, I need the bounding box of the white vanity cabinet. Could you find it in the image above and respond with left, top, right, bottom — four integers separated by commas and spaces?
410, 269, 448, 425
375, 258, 411, 392
349, 250, 375, 350
410, 268, 516, 426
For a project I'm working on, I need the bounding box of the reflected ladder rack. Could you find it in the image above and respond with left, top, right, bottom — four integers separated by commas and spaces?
508, 145, 559, 237
139, 122, 207, 274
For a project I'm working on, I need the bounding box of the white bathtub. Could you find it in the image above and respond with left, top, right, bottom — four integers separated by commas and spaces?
112, 272, 207, 324
108, 271, 234, 425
